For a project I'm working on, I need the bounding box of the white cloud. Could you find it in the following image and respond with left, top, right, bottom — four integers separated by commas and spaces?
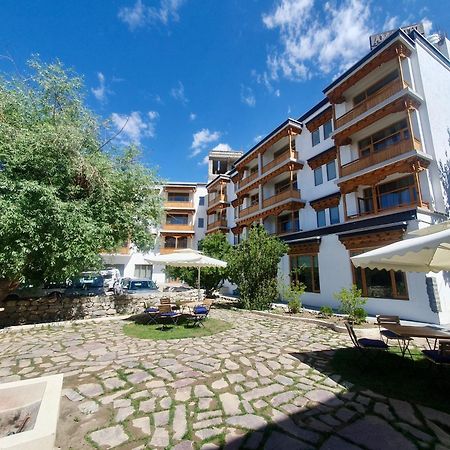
189, 112, 197, 121
91, 72, 108, 102
253, 135, 264, 143
110, 111, 158, 144
383, 15, 399, 31
211, 143, 234, 152
422, 18, 433, 35
190, 129, 221, 157
241, 85, 256, 107
171, 81, 188, 104
262, 0, 374, 81
199, 155, 209, 165
118, 0, 185, 30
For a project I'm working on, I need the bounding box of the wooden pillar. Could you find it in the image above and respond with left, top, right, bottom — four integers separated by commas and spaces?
406, 105, 415, 145
371, 185, 378, 214
342, 192, 348, 221
413, 163, 424, 207
397, 54, 405, 87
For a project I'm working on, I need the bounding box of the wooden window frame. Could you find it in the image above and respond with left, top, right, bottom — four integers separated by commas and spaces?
290, 254, 320, 293
353, 69, 399, 107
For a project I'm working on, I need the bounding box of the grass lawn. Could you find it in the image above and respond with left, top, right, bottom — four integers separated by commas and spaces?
331, 347, 450, 413
123, 318, 233, 340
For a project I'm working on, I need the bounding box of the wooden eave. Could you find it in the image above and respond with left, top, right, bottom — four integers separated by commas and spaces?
327, 41, 412, 104
338, 154, 430, 194
339, 227, 405, 250
333, 94, 420, 146
207, 177, 230, 192
236, 199, 305, 226
235, 124, 302, 170
288, 238, 321, 255
206, 202, 229, 215
307, 147, 337, 170
305, 107, 332, 132
159, 231, 195, 236
310, 192, 341, 211
163, 185, 197, 192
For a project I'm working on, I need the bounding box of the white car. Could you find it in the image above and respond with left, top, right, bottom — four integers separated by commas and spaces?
100, 268, 122, 294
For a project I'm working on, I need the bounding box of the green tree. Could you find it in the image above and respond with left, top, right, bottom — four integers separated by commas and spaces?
228, 225, 288, 310
334, 285, 367, 324
165, 232, 231, 296
0, 58, 163, 300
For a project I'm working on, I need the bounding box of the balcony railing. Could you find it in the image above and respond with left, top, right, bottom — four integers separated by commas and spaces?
207, 193, 227, 208
238, 171, 259, 189
164, 200, 194, 209
262, 150, 298, 174
276, 222, 301, 235
340, 137, 422, 178
262, 187, 301, 209
335, 78, 406, 129
207, 219, 228, 231
162, 223, 194, 231
239, 203, 259, 218
160, 246, 190, 254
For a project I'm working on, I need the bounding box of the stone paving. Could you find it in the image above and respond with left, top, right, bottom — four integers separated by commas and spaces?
1, 309, 450, 449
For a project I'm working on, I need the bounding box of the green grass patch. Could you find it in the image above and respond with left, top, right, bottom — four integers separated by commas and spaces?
330, 347, 450, 413
123, 318, 232, 340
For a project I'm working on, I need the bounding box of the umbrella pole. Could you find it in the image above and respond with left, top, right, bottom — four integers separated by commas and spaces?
197, 266, 201, 303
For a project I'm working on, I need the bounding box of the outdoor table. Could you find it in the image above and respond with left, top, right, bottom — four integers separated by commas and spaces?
383, 324, 450, 356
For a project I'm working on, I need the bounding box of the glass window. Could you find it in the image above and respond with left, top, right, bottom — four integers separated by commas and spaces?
198, 218, 204, 228
199, 196, 205, 206
353, 70, 399, 106
314, 167, 323, 186
167, 214, 189, 225
316, 209, 326, 228
290, 255, 320, 293
326, 160, 336, 181
165, 237, 176, 248
351, 249, 408, 300
178, 237, 188, 248
323, 120, 332, 140
312, 129, 320, 146
134, 264, 152, 279
167, 192, 190, 202
329, 206, 340, 225
277, 211, 299, 234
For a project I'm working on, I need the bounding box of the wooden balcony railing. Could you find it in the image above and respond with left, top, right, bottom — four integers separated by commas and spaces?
262, 187, 301, 209
164, 200, 194, 209
340, 137, 422, 178
207, 219, 228, 231
239, 203, 259, 218
161, 223, 194, 232
160, 246, 190, 254
262, 150, 298, 174
238, 171, 259, 189
207, 193, 227, 208
335, 78, 406, 129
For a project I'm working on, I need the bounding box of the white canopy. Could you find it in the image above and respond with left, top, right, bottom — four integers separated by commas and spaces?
147, 249, 227, 300
351, 228, 450, 273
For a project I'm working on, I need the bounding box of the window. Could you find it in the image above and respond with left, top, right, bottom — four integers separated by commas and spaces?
326, 160, 336, 181
212, 160, 229, 175
167, 192, 190, 202
275, 175, 297, 194
290, 255, 320, 293
352, 250, 408, 300
323, 120, 333, 140
198, 217, 204, 228
165, 236, 176, 248
312, 128, 320, 146
277, 211, 299, 234
353, 70, 399, 106
329, 206, 340, 225
314, 167, 323, 186
250, 193, 259, 206
316, 209, 326, 227
177, 237, 188, 248
273, 145, 290, 159
134, 264, 152, 279
166, 214, 189, 225
199, 196, 205, 206
250, 165, 258, 175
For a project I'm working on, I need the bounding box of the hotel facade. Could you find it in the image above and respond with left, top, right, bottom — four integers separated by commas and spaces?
206, 27, 450, 325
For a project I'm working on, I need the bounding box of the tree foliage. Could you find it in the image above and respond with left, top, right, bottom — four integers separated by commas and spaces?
334, 285, 367, 324
0, 58, 162, 297
227, 225, 288, 310
165, 233, 231, 296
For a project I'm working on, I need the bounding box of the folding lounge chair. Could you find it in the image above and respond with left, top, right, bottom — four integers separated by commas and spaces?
422, 341, 450, 367
345, 321, 389, 352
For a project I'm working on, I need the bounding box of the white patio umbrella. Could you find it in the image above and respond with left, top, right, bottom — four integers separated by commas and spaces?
147, 249, 227, 301
351, 228, 450, 273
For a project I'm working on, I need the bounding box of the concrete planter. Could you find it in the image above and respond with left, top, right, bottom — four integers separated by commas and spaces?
0, 374, 63, 450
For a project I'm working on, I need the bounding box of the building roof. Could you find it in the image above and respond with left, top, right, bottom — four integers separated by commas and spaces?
297, 98, 329, 122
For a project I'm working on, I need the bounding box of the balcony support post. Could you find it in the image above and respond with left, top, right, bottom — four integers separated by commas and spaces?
371, 185, 378, 214
412, 163, 424, 207
342, 192, 348, 221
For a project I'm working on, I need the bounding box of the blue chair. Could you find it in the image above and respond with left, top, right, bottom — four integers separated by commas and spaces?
157, 304, 181, 330
188, 300, 212, 327
422, 341, 450, 367
144, 306, 159, 324
345, 321, 389, 351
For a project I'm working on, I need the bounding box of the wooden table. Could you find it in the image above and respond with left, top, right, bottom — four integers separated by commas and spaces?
383, 324, 450, 356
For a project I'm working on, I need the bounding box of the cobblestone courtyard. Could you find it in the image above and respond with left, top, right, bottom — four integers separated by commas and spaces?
1, 309, 449, 449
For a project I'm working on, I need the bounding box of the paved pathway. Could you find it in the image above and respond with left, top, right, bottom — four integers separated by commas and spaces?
1, 309, 449, 449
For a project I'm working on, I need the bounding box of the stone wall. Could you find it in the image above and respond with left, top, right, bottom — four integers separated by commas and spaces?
0, 290, 203, 327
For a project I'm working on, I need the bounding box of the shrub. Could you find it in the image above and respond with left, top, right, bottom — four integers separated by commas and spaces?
319, 306, 333, 317
288, 297, 302, 314
334, 285, 367, 324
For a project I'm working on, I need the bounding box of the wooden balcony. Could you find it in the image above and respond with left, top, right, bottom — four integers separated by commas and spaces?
335, 78, 406, 129
262, 150, 298, 174
207, 193, 228, 209
207, 219, 229, 231
262, 187, 301, 209
161, 223, 194, 232
340, 137, 422, 178
239, 203, 259, 218
164, 201, 194, 209
238, 171, 259, 189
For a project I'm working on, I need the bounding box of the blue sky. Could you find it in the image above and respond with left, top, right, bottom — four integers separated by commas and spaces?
1, 0, 448, 182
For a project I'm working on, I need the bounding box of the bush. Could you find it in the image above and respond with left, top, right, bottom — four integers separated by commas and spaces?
319, 306, 333, 317
288, 297, 301, 314
334, 285, 367, 324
